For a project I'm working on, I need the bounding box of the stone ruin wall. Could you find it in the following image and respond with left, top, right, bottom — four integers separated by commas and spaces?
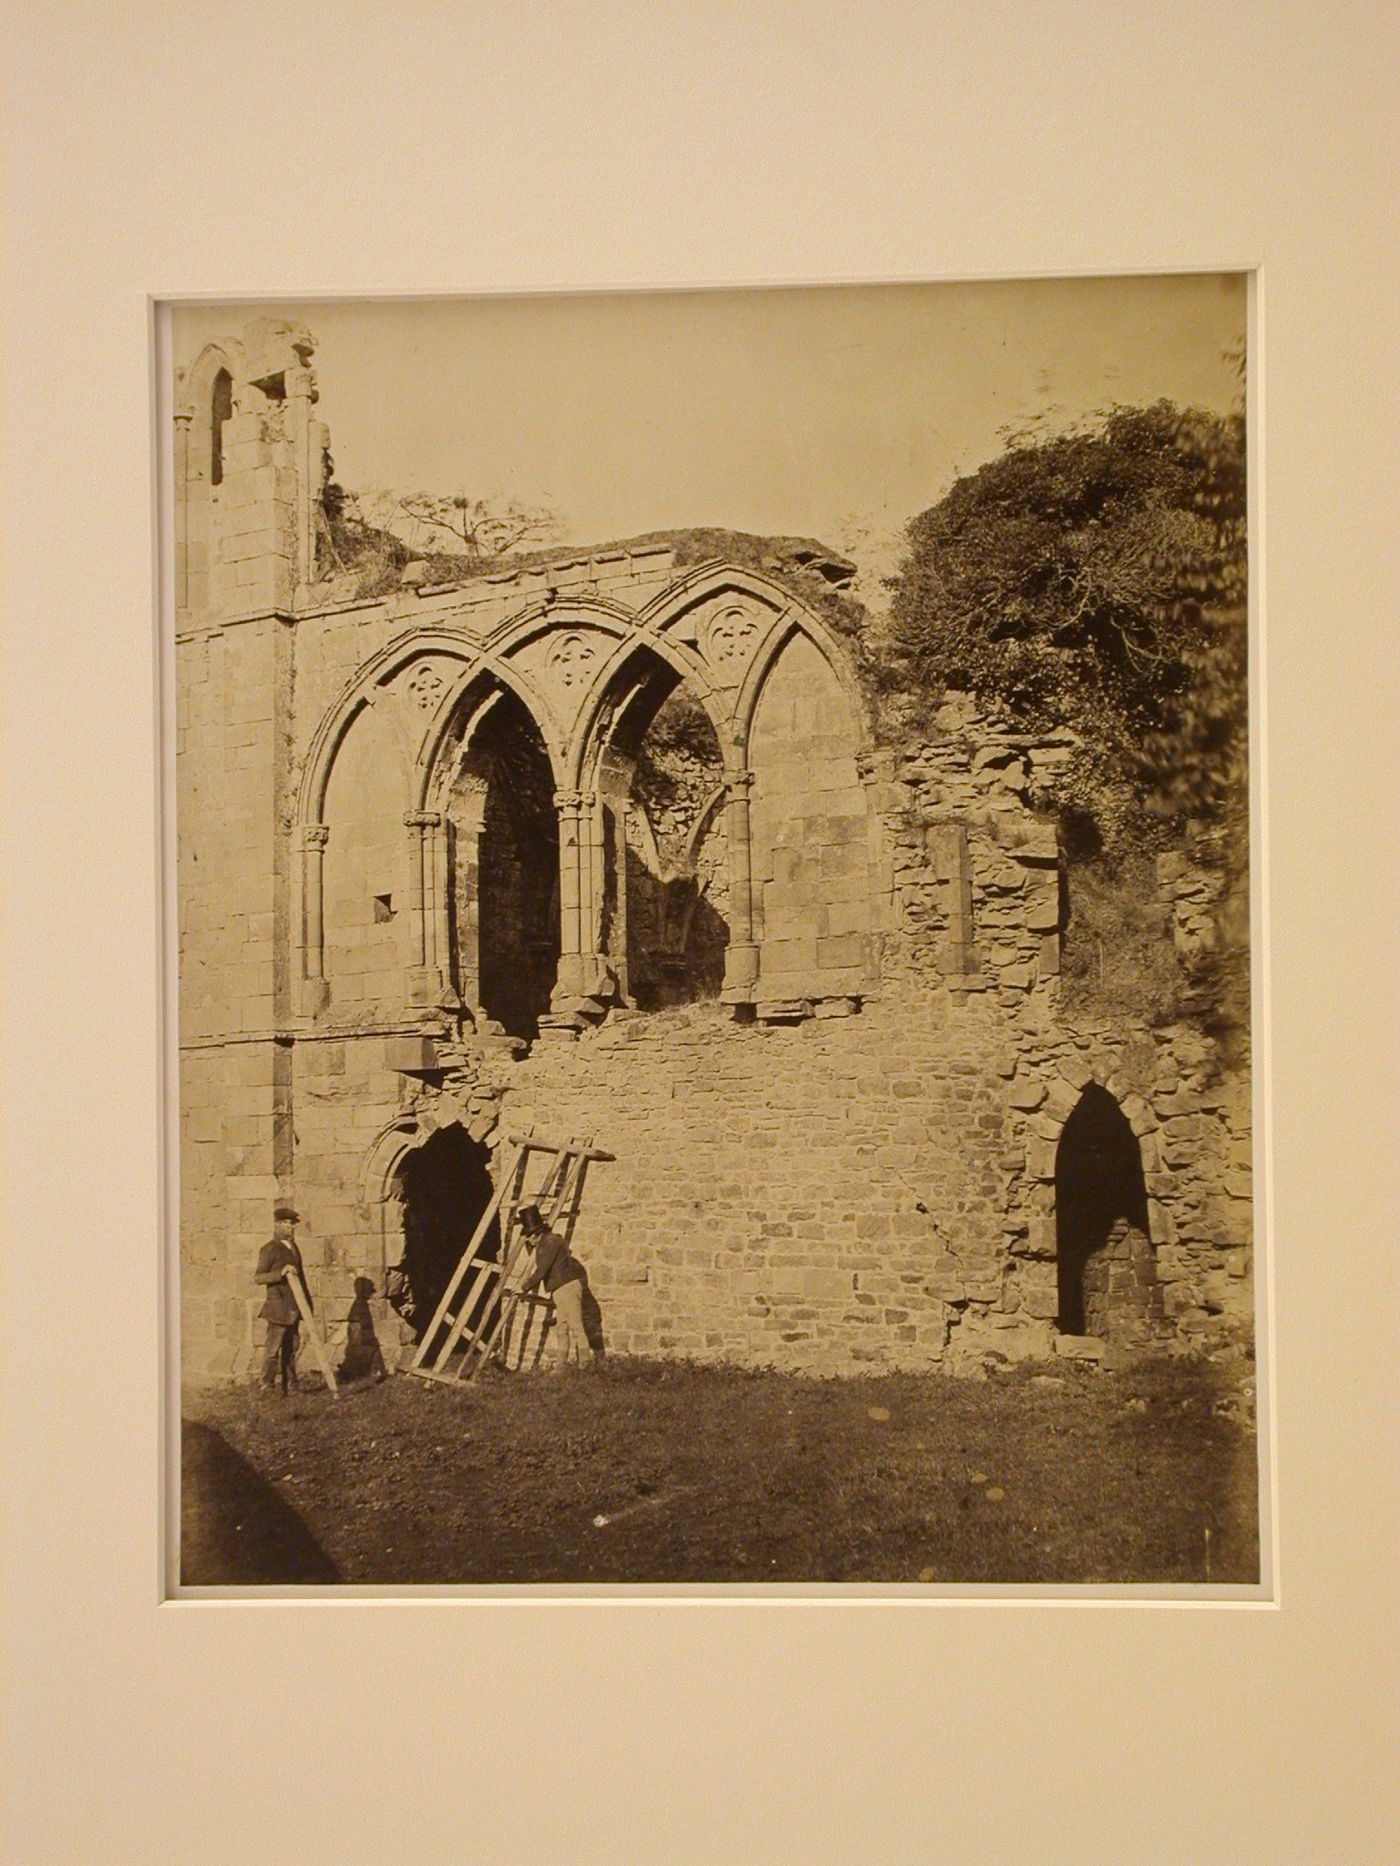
173, 322, 1253, 1383
180, 687, 1252, 1382
377, 709, 1252, 1379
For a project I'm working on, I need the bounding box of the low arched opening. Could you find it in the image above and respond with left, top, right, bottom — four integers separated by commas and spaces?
1054, 1083, 1160, 1341
393, 1124, 500, 1344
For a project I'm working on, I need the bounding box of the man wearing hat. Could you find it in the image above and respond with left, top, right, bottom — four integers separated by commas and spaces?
516, 1202, 594, 1372
254, 1204, 307, 1394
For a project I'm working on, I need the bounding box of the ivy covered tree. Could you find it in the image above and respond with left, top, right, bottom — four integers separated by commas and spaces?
883, 399, 1245, 851
880, 397, 1247, 1028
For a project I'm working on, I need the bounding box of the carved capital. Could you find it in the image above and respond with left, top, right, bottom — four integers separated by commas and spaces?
726, 768, 756, 795
404, 810, 442, 831
553, 790, 585, 813
300, 823, 330, 851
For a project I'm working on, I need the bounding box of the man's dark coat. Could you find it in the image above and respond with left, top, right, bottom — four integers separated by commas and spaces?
255, 1238, 306, 1326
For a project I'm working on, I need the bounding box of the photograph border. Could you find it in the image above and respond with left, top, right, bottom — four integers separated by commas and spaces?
154, 272, 1274, 1607
5, 4, 1395, 1860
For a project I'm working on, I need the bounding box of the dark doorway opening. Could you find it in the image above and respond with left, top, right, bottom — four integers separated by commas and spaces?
397, 1125, 499, 1342
460, 691, 560, 1040
614, 678, 731, 1009
1054, 1083, 1157, 1339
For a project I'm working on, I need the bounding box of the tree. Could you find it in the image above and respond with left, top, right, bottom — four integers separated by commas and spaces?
882, 399, 1247, 859
316, 474, 561, 595
881, 397, 1248, 1032
392, 490, 558, 565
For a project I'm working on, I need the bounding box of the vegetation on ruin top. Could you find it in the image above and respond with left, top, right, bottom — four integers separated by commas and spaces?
880, 399, 1246, 850
317, 479, 864, 637
877, 395, 1248, 1039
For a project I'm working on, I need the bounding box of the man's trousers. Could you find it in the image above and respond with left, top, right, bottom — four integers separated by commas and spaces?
261, 1321, 300, 1391
549, 1280, 591, 1369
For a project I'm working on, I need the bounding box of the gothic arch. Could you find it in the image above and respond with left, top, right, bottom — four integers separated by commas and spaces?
435, 678, 561, 1036
295, 642, 550, 1018
415, 658, 563, 810
480, 590, 638, 653
634, 562, 872, 759
361, 1113, 432, 1209
732, 612, 873, 765
177, 339, 244, 425
564, 632, 733, 792
559, 641, 735, 1009
359, 1113, 501, 1333
174, 341, 245, 615
297, 630, 559, 830
1005, 1069, 1162, 1342
292, 563, 879, 1024
1053, 1082, 1155, 1339
634, 559, 793, 633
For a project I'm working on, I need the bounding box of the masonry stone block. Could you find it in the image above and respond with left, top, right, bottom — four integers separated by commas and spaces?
1058, 1054, 1095, 1091
1025, 1138, 1058, 1181
1007, 1073, 1046, 1111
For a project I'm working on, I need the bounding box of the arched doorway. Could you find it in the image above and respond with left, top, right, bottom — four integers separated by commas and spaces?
395, 1125, 499, 1341
1054, 1083, 1158, 1339
444, 688, 560, 1039
581, 651, 731, 1011
621, 680, 730, 1008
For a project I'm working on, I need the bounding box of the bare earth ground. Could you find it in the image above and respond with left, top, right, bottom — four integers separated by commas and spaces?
181, 1354, 1258, 1587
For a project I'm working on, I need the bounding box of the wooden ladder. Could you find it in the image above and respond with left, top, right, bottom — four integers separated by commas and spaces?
284, 1267, 341, 1398
401, 1128, 611, 1388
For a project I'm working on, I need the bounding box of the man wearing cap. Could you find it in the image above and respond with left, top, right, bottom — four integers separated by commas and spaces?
255, 1204, 307, 1395
516, 1203, 594, 1372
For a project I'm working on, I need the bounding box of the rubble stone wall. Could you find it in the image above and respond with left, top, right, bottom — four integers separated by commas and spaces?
177, 624, 1254, 1381
504, 990, 1012, 1371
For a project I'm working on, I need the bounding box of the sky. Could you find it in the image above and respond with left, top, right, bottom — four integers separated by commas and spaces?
173, 273, 1245, 592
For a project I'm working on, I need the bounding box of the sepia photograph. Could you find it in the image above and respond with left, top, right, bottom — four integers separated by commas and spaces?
171, 275, 1261, 1592
9, 0, 1399, 1856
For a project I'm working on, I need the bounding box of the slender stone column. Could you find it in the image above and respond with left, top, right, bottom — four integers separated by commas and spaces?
551, 789, 585, 1003
431, 815, 453, 991
583, 790, 607, 968
612, 802, 632, 1002
297, 823, 330, 1014
404, 810, 444, 1005
721, 768, 760, 1001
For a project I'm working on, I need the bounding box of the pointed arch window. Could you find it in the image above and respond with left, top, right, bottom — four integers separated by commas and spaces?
210, 368, 232, 486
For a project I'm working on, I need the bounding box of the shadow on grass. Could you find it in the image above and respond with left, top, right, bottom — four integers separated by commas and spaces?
181, 1418, 340, 1585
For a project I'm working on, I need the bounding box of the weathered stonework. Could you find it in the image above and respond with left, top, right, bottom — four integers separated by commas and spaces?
175, 324, 1253, 1382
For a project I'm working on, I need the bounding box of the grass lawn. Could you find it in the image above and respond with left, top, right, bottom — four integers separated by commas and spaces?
181, 1354, 1259, 1588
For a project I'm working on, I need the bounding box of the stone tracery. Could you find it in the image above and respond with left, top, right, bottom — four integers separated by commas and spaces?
296, 567, 877, 1032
